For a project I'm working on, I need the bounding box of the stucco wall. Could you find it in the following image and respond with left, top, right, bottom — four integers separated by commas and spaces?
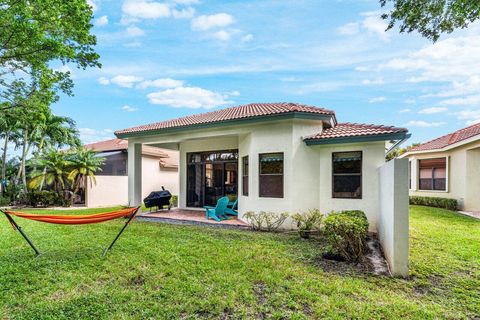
315, 141, 386, 232
378, 158, 409, 276
87, 156, 179, 207
86, 175, 129, 207
407, 139, 480, 211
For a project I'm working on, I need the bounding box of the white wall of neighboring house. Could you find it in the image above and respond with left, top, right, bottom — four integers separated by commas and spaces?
407, 139, 480, 211
86, 155, 179, 207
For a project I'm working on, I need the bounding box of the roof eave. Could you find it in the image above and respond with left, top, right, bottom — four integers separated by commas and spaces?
304, 132, 409, 146
115, 112, 335, 139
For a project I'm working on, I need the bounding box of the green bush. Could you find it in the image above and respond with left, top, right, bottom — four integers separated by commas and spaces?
244, 211, 289, 232
170, 195, 178, 207
0, 196, 10, 206
25, 191, 70, 207
292, 209, 323, 239
409, 196, 458, 211
324, 210, 369, 262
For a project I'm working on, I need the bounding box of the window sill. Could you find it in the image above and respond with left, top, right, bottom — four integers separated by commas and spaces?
415, 189, 448, 193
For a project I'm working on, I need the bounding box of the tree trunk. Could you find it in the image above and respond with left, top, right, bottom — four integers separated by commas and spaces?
1, 132, 9, 195
16, 130, 29, 192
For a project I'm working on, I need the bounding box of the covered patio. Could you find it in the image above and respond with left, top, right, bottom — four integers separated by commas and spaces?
138, 208, 248, 228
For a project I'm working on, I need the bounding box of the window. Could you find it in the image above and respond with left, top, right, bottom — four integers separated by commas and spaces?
259, 153, 283, 198
242, 156, 249, 196
332, 151, 362, 199
418, 158, 446, 191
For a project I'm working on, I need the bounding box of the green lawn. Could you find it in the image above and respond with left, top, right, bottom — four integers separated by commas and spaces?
0, 206, 478, 319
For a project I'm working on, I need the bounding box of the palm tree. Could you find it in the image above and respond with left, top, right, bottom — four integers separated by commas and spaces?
67, 147, 105, 195
28, 149, 72, 193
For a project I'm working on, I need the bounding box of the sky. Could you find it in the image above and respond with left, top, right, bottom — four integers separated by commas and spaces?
52, 0, 480, 145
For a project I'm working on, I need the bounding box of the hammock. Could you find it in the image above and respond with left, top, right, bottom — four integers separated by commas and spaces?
1, 207, 140, 257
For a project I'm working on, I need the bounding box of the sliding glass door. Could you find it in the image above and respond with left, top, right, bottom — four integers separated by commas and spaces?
186, 150, 238, 207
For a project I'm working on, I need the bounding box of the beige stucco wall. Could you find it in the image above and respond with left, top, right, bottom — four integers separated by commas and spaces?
86, 155, 179, 207
407, 139, 480, 211
138, 119, 388, 231
315, 141, 386, 231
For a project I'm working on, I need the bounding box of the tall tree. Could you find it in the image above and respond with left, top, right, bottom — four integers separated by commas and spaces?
28, 149, 72, 194
380, 0, 480, 41
0, 0, 101, 107
67, 147, 105, 196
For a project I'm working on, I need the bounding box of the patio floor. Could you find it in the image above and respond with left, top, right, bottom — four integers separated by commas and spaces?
138, 208, 249, 228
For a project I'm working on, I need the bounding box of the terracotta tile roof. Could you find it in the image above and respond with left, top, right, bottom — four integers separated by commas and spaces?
304, 123, 408, 141
115, 102, 335, 136
85, 138, 170, 158
410, 122, 480, 152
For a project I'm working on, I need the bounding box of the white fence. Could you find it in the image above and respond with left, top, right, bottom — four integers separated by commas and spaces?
377, 158, 409, 276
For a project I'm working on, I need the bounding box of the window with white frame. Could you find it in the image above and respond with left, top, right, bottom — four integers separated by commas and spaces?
418, 158, 447, 191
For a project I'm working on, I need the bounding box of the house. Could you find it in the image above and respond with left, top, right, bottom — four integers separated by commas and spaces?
83, 138, 179, 207
401, 123, 480, 211
114, 102, 409, 232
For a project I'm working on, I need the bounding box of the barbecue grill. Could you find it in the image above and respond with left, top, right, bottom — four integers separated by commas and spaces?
143, 187, 172, 212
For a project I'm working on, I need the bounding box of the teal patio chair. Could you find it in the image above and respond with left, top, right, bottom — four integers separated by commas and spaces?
204, 196, 229, 222
225, 199, 238, 216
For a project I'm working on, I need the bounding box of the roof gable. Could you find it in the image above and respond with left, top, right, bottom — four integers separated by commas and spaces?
410, 122, 480, 152
115, 102, 336, 137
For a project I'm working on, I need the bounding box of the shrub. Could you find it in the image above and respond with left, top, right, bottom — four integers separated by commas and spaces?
244, 211, 289, 232
25, 191, 70, 207
292, 209, 323, 239
0, 196, 10, 206
409, 196, 458, 211
324, 210, 369, 262
170, 195, 178, 207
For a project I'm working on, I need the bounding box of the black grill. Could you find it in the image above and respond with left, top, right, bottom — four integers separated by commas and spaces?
143, 187, 172, 211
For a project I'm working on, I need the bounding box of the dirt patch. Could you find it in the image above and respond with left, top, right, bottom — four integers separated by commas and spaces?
314, 236, 390, 277
127, 274, 146, 287
253, 281, 267, 305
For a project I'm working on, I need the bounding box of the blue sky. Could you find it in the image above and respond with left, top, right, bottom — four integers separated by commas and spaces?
53, 0, 480, 145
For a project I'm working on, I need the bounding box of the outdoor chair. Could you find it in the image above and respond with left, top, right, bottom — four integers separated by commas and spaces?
204, 196, 229, 222
225, 199, 238, 216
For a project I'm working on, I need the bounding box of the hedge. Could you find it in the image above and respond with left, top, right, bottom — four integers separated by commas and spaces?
409, 196, 458, 211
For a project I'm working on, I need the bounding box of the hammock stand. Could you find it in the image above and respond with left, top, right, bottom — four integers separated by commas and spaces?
1, 207, 140, 257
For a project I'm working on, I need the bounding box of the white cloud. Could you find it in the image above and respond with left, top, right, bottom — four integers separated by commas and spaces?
147, 86, 233, 109
97, 77, 110, 85
338, 12, 389, 41
137, 78, 184, 89
87, 0, 98, 12
172, 7, 195, 19
456, 109, 480, 125
122, 0, 171, 19
241, 34, 254, 43
399, 108, 411, 113
79, 128, 114, 144
95, 15, 108, 26
404, 120, 446, 128
440, 94, 480, 106
381, 32, 480, 86
191, 13, 235, 31
368, 96, 387, 103
110, 75, 144, 88
361, 12, 389, 42
362, 78, 384, 85
404, 98, 416, 104
338, 22, 359, 35
122, 105, 138, 112
418, 107, 448, 114
212, 30, 231, 41
126, 26, 145, 37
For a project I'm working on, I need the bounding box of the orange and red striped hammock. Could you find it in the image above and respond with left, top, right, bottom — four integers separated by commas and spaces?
1, 207, 140, 256
4, 207, 138, 226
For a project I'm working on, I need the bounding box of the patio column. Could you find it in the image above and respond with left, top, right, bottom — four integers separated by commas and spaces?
128, 142, 142, 207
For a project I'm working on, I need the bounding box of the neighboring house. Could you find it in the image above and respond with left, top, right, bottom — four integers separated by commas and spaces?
401, 123, 480, 211
114, 102, 409, 232
83, 138, 179, 207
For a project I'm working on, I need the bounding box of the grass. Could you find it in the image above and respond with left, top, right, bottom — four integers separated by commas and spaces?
0, 205, 478, 319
